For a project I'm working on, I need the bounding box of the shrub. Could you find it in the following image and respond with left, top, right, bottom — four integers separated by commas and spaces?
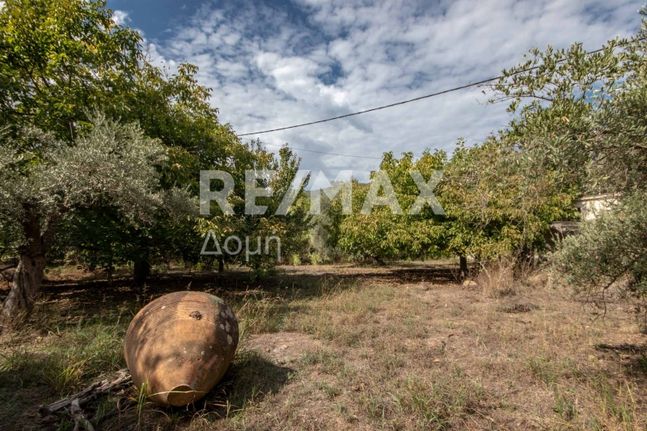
552, 191, 647, 330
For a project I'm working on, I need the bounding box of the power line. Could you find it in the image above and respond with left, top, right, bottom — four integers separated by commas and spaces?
238, 40, 637, 137
239, 75, 500, 136
260, 142, 383, 160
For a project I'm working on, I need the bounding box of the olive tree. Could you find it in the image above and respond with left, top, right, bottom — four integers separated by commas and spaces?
552, 192, 647, 316
550, 36, 647, 322
0, 116, 169, 327
0, 0, 257, 283
492, 11, 647, 322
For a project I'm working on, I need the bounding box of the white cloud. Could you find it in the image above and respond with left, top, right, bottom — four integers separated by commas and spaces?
146, 0, 641, 178
112, 9, 130, 26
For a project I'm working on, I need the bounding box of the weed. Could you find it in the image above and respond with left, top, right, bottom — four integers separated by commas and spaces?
592, 378, 636, 426
361, 369, 485, 429
0, 322, 124, 394
553, 388, 577, 421
299, 349, 344, 375
478, 259, 518, 297
528, 356, 582, 386
317, 382, 341, 399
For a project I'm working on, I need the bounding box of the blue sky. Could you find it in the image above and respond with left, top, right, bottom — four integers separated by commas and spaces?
107, 0, 643, 180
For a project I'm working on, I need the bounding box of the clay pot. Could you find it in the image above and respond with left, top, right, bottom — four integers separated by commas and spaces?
124, 291, 239, 406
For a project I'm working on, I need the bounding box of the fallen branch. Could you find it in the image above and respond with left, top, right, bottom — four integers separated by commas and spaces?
39, 369, 132, 417
71, 399, 95, 431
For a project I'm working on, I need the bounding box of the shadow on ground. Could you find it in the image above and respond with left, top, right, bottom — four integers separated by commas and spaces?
207, 350, 294, 412
4, 263, 467, 330
101, 351, 293, 430
595, 343, 647, 378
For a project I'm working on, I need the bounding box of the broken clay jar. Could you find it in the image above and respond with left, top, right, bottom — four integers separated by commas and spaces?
124, 291, 239, 406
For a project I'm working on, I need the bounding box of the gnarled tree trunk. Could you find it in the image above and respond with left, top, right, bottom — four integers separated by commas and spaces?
1, 253, 46, 326
1, 208, 46, 329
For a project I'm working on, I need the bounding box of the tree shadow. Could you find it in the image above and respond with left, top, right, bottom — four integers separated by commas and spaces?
595, 342, 647, 379
170, 352, 294, 424
102, 351, 293, 430
201, 350, 294, 414
22, 262, 464, 330
41, 262, 460, 295
0, 350, 64, 430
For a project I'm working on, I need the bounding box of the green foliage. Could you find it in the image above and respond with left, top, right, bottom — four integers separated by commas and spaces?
552, 191, 647, 305
547, 34, 646, 309
1, 0, 645, 324
437, 18, 646, 267
197, 145, 312, 274
0, 0, 141, 138
335, 151, 446, 262
0, 0, 310, 280
119, 61, 241, 194
0, 115, 170, 241
323, 10, 647, 277
438, 138, 577, 261
495, 13, 647, 313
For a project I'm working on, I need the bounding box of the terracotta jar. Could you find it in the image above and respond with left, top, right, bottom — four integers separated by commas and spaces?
124, 291, 239, 406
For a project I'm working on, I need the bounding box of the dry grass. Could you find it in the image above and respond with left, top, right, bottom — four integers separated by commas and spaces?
476, 259, 518, 298
1, 263, 645, 430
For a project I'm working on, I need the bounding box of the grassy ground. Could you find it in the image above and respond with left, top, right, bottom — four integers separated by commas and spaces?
0, 263, 645, 430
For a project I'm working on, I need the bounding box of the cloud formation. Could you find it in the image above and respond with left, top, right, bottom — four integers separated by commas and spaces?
135, 0, 641, 178
111, 9, 130, 26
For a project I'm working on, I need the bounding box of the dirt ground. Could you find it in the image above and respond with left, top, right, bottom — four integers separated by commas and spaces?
1, 263, 645, 430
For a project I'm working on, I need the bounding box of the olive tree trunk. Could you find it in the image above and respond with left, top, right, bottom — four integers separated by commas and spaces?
1, 209, 46, 329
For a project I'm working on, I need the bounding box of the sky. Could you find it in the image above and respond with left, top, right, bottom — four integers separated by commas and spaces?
107, 0, 643, 181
